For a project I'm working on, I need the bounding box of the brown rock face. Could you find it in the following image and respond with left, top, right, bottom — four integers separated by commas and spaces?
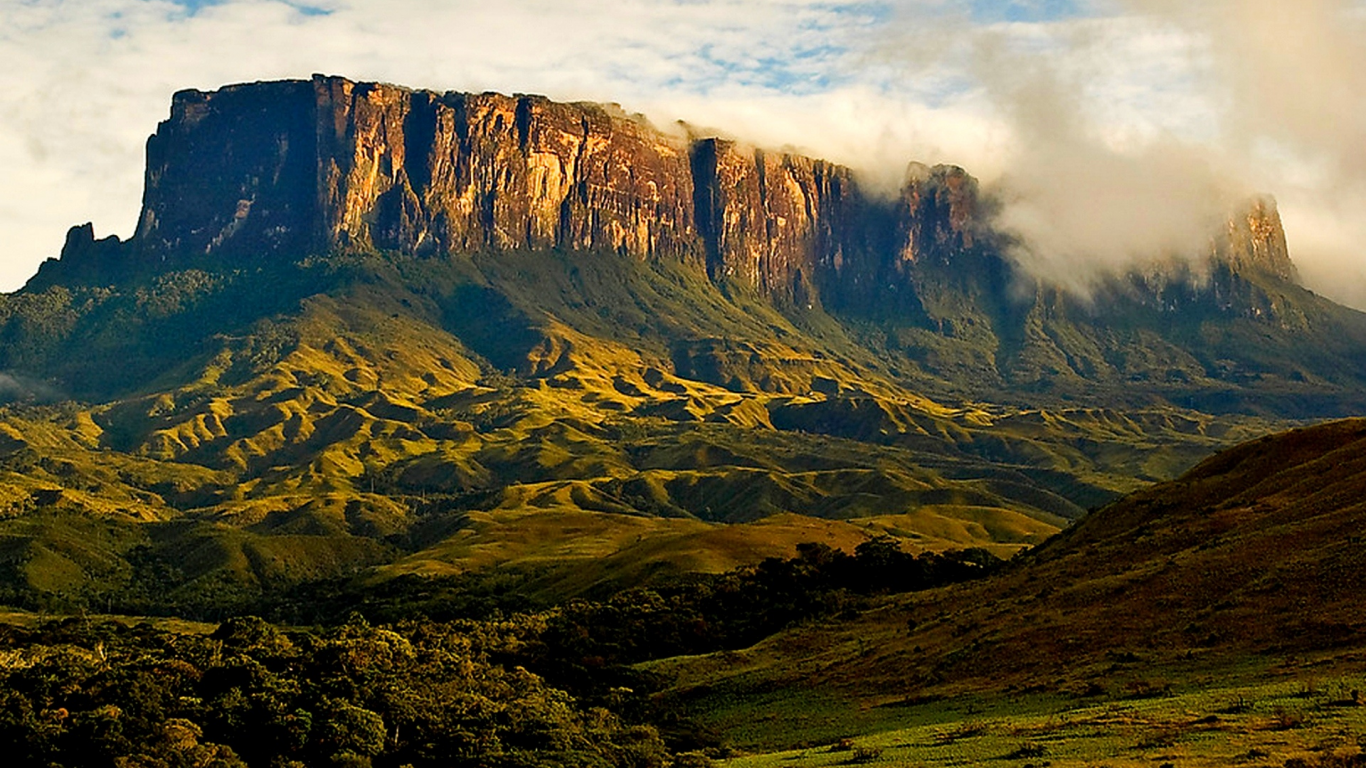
1215, 196, 1298, 282
51, 75, 1300, 314
136, 80, 320, 260
311, 79, 701, 261
896, 163, 983, 265
124, 75, 874, 305
690, 138, 864, 302
134, 76, 704, 265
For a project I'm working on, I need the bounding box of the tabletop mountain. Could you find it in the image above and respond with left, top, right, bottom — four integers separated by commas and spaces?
0, 75, 1362, 613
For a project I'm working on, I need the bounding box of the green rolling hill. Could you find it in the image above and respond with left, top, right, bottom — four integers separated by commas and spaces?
0, 74, 1358, 615
659, 417, 1366, 763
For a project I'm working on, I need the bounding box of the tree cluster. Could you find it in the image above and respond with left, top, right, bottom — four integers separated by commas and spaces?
0, 538, 1000, 766
531, 538, 1000, 684
0, 616, 670, 768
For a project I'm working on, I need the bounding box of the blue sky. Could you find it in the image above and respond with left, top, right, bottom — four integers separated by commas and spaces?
970, 0, 1081, 22
0, 0, 1363, 306
169, 0, 332, 14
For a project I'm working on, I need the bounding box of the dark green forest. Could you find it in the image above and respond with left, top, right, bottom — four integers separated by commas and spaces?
0, 541, 999, 767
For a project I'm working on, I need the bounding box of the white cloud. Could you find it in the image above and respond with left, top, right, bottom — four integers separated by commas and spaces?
1114, 0, 1366, 308
864, 1, 1366, 304
891, 11, 1247, 291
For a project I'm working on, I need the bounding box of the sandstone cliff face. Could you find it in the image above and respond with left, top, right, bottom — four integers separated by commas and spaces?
46, 75, 1301, 317
690, 138, 864, 303
312, 78, 701, 261
130, 76, 704, 265
1215, 196, 1297, 282
1120, 196, 1299, 317
120, 75, 869, 305
135, 80, 319, 261
896, 162, 982, 265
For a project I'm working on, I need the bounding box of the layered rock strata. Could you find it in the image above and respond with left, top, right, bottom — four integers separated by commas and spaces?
42, 75, 1299, 307
114, 75, 877, 305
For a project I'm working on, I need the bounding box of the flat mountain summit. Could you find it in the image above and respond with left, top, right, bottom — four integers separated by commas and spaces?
31, 76, 1363, 411
0, 75, 1361, 613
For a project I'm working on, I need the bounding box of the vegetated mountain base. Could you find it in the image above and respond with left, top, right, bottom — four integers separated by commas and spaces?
0, 249, 1285, 615
4, 419, 1366, 767
0, 542, 1000, 767
2, 75, 1363, 609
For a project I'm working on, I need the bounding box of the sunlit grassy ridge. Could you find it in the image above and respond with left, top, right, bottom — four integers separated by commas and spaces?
0, 248, 1302, 610
659, 418, 1366, 756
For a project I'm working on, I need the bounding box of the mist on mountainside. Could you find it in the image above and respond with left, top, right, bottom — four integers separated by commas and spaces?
869, 0, 1366, 306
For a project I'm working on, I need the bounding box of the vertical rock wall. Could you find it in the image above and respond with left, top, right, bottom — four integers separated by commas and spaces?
135, 80, 320, 260
690, 138, 864, 303
122, 75, 877, 305
55, 75, 1299, 313
311, 78, 701, 261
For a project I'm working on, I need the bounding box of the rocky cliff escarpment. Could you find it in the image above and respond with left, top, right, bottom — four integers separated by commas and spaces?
131, 77, 704, 265
896, 162, 984, 266
34, 75, 1302, 319
690, 138, 868, 303
311, 79, 702, 262
13, 74, 1366, 426
1217, 196, 1297, 282
49, 75, 881, 306
135, 80, 321, 262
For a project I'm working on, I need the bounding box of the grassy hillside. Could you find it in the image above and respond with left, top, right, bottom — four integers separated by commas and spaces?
661, 418, 1366, 758
0, 248, 1292, 611
4, 418, 1366, 768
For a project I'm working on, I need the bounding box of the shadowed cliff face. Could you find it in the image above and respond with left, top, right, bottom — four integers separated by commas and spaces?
897, 163, 983, 266
136, 80, 320, 261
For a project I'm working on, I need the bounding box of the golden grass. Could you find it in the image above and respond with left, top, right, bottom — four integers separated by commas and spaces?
659, 418, 1366, 753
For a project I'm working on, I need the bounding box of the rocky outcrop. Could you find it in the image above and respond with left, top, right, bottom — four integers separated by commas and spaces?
896, 163, 984, 265
136, 80, 320, 261
1215, 196, 1297, 282
1116, 195, 1300, 319
690, 138, 865, 303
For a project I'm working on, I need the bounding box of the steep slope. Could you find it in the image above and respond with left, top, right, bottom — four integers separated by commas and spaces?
663, 418, 1366, 745
1, 248, 1275, 613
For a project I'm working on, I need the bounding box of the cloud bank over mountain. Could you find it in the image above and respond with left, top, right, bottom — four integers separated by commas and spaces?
0, 0, 1362, 307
